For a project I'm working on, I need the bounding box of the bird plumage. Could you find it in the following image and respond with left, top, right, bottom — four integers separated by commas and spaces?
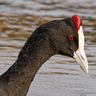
0, 15, 88, 96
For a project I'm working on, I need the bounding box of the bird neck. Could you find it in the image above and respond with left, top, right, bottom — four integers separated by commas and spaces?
0, 34, 55, 96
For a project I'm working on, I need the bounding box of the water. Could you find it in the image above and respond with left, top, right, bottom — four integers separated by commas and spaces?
0, 0, 96, 96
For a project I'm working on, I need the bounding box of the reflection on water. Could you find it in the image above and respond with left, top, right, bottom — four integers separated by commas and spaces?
0, 0, 96, 96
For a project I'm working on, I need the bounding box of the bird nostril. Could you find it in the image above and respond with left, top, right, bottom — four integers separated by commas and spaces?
81, 54, 85, 61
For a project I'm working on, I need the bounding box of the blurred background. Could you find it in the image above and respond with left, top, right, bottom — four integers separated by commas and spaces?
0, 0, 96, 96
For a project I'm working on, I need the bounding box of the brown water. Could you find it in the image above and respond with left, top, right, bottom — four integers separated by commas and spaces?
0, 0, 96, 96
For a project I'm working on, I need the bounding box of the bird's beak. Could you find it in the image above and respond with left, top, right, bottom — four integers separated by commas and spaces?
73, 26, 88, 74
73, 49, 88, 74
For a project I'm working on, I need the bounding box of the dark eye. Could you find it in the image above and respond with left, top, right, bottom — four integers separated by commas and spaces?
68, 35, 73, 40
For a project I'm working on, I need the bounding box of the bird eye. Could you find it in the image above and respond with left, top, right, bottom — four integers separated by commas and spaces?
68, 35, 73, 40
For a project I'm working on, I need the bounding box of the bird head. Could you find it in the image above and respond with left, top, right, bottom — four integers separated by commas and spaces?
57, 15, 88, 74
